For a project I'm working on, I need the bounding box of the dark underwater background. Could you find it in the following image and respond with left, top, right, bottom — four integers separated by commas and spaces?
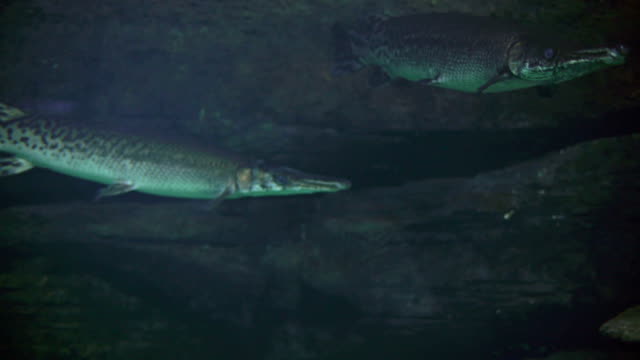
1, 0, 640, 359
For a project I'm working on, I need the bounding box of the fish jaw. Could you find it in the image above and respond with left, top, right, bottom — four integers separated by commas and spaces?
510, 42, 628, 84
230, 165, 351, 198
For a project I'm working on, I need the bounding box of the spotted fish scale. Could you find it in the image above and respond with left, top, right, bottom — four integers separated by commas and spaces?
333, 13, 627, 93
1, 113, 238, 198
0, 103, 350, 200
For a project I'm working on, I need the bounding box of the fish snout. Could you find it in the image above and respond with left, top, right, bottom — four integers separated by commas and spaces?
599, 44, 629, 64
610, 44, 629, 60
272, 166, 351, 193
569, 45, 628, 65
234, 164, 351, 198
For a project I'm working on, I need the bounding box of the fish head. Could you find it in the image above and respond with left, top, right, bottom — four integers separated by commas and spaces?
231, 162, 351, 198
508, 39, 627, 84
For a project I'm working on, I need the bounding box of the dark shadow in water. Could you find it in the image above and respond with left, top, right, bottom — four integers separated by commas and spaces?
21, 240, 271, 359
318, 106, 640, 189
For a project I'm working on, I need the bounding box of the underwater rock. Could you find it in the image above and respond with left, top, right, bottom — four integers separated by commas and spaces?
600, 305, 640, 342
524, 350, 608, 360
1, 132, 640, 358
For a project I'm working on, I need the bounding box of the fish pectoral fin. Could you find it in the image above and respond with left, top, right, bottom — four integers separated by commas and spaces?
367, 66, 391, 87
477, 69, 512, 94
202, 187, 233, 211
95, 180, 136, 200
0, 157, 34, 176
419, 73, 441, 86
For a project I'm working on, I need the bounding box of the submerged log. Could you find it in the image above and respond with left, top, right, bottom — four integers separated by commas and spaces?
1, 135, 639, 358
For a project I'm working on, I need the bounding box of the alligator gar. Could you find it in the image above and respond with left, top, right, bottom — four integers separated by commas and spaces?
332, 13, 628, 93
0, 103, 350, 200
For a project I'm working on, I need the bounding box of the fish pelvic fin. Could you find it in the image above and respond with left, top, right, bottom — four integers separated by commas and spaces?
0, 157, 34, 176
0, 102, 26, 123
95, 180, 136, 200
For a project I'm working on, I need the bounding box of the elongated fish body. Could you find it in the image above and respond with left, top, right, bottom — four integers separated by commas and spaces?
333, 13, 627, 93
0, 103, 350, 200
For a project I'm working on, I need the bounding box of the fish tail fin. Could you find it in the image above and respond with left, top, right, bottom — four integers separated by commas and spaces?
0, 102, 26, 123
331, 22, 365, 76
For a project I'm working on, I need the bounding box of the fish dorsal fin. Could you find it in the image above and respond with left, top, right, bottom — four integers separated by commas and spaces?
0, 103, 26, 123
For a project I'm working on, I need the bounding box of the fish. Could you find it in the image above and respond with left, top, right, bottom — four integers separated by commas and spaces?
600, 305, 640, 343
332, 13, 628, 93
0, 102, 350, 201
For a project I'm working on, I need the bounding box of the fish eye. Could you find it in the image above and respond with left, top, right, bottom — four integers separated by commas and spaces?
544, 48, 555, 59
273, 172, 290, 185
